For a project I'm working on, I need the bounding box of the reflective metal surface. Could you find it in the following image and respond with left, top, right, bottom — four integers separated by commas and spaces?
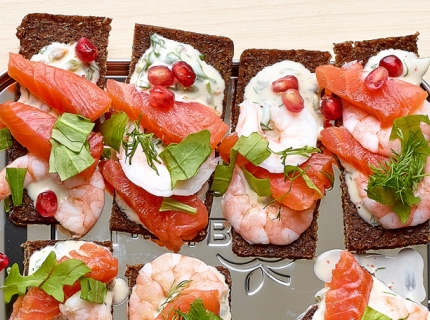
0, 61, 428, 319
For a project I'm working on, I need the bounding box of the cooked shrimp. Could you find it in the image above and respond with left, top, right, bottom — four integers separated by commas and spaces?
354, 166, 430, 229
0, 153, 105, 238
221, 166, 315, 245
59, 291, 113, 320
128, 253, 231, 320
118, 144, 218, 197
235, 99, 318, 174
343, 100, 430, 157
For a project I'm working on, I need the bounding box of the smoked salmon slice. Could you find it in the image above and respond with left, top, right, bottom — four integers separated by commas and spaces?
106, 79, 228, 149
324, 250, 373, 320
320, 126, 388, 176
316, 64, 428, 128
155, 290, 220, 319
8, 53, 111, 122
99, 159, 209, 252
10, 287, 61, 320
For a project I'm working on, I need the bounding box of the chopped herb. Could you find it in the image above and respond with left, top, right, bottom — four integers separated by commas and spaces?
173, 298, 222, 320
0, 128, 13, 151
242, 167, 272, 197
99, 112, 129, 152
361, 305, 391, 320
80, 277, 107, 304
5, 167, 27, 206
160, 197, 197, 215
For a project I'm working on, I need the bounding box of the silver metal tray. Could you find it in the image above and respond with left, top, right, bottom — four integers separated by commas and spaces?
0, 60, 428, 319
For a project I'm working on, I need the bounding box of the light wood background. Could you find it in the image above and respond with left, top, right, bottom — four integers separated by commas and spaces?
1, 0, 430, 82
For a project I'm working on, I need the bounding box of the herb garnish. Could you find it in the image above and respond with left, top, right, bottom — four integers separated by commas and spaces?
361, 305, 391, 320
0, 127, 12, 151
160, 280, 192, 311
5, 167, 27, 206
99, 111, 129, 152
173, 298, 222, 320
367, 114, 430, 222
160, 197, 197, 215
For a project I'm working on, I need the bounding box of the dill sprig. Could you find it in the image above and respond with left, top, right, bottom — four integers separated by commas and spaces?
159, 279, 192, 319
271, 145, 320, 178
122, 118, 161, 174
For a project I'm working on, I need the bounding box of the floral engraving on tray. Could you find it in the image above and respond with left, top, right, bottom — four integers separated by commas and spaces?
217, 254, 293, 295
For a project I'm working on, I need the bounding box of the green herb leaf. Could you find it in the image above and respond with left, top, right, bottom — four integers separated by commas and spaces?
50, 139, 95, 181
80, 277, 107, 304
51, 113, 94, 152
5, 167, 27, 206
160, 197, 197, 215
100, 112, 129, 152
368, 115, 430, 222
232, 133, 271, 165
159, 130, 212, 189
242, 166, 272, 197
361, 305, 392, 320
174, 298, 222, 320
0, 128, 12, 151
210, 149, 238, 197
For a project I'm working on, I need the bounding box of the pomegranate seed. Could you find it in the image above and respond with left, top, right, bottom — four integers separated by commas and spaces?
379, 55, 403, 77
282, 89, 304, 113
147, 65, 174, 86
172, 61, 196, 87
0, 252, 9, 271
75, 37, 98, 63
36, 190, 58, 217
149, 85, 175, 108
271, 75, 299, 93
364, 66, 388, 90
323, 120, 333, 128
321, 95, 342, 120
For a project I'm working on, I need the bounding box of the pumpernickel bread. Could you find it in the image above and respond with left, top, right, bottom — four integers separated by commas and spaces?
7, 13, 112, 227
109, 24, 234, 245
228, 48, 332, 259
333, 33, 430, 252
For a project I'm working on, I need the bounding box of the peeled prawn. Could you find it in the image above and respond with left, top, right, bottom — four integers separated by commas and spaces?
128, 253, 231, 320
235, 99, 318, 174
59, 291, 113, 320
0, 153, 104, 238
221, 166, 315, 245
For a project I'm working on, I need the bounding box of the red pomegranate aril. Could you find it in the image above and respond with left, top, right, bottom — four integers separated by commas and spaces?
271, 75, 299, 93
172, 61, 196, 87
149, 85, 175, 108
147, 65, 174, 86
282, 89, 304, 113
364, 66, 389, 90
321, 95, 342, 120
75, 37, 98, 63
36, 190, 58, 217
0, 252, 9, 271
379, 55, 403, 77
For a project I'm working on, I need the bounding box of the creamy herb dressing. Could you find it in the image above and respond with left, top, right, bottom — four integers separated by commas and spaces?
130, 34, 225, 116
311, 249, 429, 319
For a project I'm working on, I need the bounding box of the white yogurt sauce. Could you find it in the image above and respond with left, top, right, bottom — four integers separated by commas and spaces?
312, 249, 429, 319
27, 241, 128, 310
130, 34, 225, 116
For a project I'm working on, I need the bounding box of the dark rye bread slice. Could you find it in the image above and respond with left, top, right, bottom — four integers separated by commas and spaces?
333, 33, 430, 252
125, 263, 232, 312
229, 49, 331, 259
109, 24, 234, 243
7, 13, 112, 226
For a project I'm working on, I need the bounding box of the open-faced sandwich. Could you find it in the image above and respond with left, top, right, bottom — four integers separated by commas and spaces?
100, 24, 234, 252
299, 249, 430, 319
0, 13, 112, 238
318, 33, 430, 251
125, 253, 232, 319
210, 48, 335, 259
3, 240, 128, 319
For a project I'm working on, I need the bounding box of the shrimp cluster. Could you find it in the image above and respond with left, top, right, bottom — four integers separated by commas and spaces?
128, 253, 231, 320
0, 153, 105, 238
222, 167, 315, 245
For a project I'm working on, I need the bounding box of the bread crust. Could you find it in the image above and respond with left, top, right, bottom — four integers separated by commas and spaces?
229, 48, 332, 259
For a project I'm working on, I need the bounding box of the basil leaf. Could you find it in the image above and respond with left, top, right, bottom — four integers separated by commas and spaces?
100, 112, 129, 152
0, 128, 12, 151
51, 113, 94, 152
390, 114, 430, 142
160, 197, 197, 215
361, 305, 391, 320
242, 166, 271, 197
210, 149, 238, 197
5, 167, 27, 206
80, 277, 107, 304
232, 132, 270, 165
159, 130, 212, 189
50, 139, 94, 181
40, 258, 91, 302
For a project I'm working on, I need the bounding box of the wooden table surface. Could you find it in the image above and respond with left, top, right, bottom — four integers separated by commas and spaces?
1, 0, 430, 81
